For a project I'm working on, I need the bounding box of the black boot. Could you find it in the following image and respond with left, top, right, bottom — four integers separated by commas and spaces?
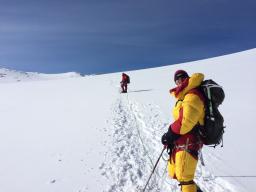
196, 185, 203, 192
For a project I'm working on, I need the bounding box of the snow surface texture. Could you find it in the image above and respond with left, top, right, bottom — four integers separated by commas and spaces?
0, 49, 255, 192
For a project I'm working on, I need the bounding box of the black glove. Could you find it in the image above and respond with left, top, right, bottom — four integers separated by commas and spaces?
161, 129, 180, 146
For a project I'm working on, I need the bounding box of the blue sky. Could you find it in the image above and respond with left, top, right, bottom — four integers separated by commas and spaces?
0, 0, 255, 74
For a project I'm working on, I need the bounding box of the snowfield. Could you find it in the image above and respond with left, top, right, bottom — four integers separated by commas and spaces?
0, 49, 255, 192
0, 68, 81, 83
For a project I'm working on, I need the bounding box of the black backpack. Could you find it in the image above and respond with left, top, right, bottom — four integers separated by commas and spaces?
126, 75, 130, 84
198, 79, 225, 147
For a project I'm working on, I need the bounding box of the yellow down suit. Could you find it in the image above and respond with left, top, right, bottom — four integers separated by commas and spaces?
168, 73, 205, 192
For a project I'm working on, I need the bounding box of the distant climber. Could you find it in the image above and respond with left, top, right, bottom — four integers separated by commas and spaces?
120, 73, 130, 93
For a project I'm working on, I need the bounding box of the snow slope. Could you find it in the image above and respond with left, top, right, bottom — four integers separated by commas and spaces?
0, 68, 81, 83
0, 49, 255, 192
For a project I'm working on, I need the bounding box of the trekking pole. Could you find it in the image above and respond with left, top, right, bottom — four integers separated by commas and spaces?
142, 146, 166, 192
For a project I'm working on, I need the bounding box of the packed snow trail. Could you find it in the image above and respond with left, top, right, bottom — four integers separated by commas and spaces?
100, 94, 173, 192
100, 88, 239, 192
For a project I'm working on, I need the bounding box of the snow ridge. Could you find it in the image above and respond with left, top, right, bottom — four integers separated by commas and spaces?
0, 68, 81, 83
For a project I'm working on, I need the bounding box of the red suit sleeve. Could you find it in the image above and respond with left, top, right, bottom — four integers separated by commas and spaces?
170, 107, 183, 134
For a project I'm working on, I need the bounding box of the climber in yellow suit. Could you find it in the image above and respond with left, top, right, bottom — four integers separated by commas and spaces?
161, 70, 205, 192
